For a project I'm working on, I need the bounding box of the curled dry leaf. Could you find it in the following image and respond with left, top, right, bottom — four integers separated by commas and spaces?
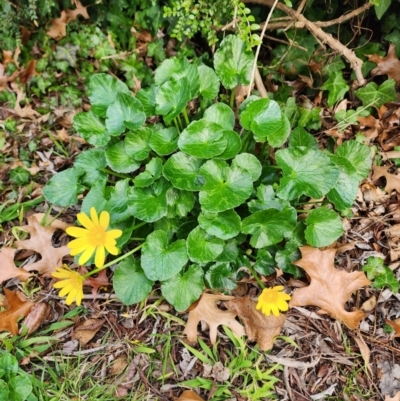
72, 318, 105, 345
20, 302, 51, 335
15, 213, 70, 275
225, 296, 285, 351
290, 246, 371, 329
0, 247, 31, 283
79, 266, 110, 297
176, 390, 205, 401
372, 165, 400, 194
0, 289, 34, 335
183, 293, 245, 345
368, 43, 400, 83
385, 318, 400, 337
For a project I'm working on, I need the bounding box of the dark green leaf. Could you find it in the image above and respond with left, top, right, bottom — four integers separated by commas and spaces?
124, 128, 152, 161
161, 265, 204, 311
289, 127, 318, 149
214, 130, 242, 160
198, 64, 220, 100
187, 226, 224, 264
203, 103, 235, 130
241, 206, 297, 248
362, 256, 386, 280
129, 178, 171, 222
275, 242, 302, 277
166, 188, 195, 218
320, 71, 349, 107
276, 147, 339, 200
133, 158, 163, 188
106, 93, 146, 136
198, 209, 241, 240
88, 74, 130, 117
335, 140, 372, 181
205, 263, 236, 291
178, 120, 227, 159
43, 168, 82, 207
214, 35, 255, 89
114, 256, 154, 304
372, 267, 399, 293
231, 153, 262, 181
216, 239, 239, 262
149, 127, 179, 156
375, 0, 391, 19
163, 152, 205, 191
73, 111, 110, 146
105, 141, 141, 174
155, 77, 191, 123
254, 249, 276, 276
141, 230, 188, 281
305, 208, 343, 247
355, 80, 397, 108
74, 149, 107, 186
248, 184, 287, 212
9, 167, 30, 185
136, 86, 157, 116
199, 159, 253, 212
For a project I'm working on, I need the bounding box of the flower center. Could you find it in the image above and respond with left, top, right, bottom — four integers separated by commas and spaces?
261, 291, 275, 303
88, 226, 107, 246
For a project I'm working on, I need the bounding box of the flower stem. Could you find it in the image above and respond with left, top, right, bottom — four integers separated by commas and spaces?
182, 107, 190, 126
230, 88, 236, 109
131, 220, 148, 231
100, 168, 130, 179
247, 263, 266, 289
83, 243, 144, 278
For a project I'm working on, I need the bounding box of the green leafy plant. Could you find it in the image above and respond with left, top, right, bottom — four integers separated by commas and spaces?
43, 34, 373, 311
0, 351, 37, 401
362, 256, 399, 293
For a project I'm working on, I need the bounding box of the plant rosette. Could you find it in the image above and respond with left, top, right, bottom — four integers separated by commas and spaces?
43, 35, 372, 312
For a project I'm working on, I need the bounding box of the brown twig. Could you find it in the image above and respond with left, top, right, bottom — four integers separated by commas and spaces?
245, 0, 369, 86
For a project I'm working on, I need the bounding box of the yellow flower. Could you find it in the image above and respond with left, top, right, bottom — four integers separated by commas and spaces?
52, 265, 85, 306
66, 207, 122, 268
256, 286, 291, 317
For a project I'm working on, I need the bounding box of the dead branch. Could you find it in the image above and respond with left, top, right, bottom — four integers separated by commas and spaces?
244, 0, 371, 86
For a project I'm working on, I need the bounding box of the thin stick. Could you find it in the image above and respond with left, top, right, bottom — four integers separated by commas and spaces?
247, 0, 279, 97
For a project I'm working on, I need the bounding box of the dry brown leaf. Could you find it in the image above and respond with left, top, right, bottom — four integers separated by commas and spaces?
19, 60, 37, 84
385, 318, 400, 337
47, 1, 89, 40
72, 319, 104, 345
353, 334, 371, 373
290, 246, 371, 329
79, 266, 110, 297
183, 293, 245, 345
109, 355, 128, 376
0, 289, 34, 335
372, 165, 400, 193
225, 296, 285, 351
0, 247, 32, 283
11, 82, 40, 119
15, 213, 70, 274
386, 391, 400, 401
368, 44, 400, 83
176, 390, 205, 401
20, 302, 51, 335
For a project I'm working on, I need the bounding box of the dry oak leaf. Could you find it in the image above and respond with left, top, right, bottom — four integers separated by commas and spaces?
290, 246, 371, 329
176, 390, 205, 401
15, 213, 70, 275
72, 318, 105, 345
20, 302, 51, 335
47, 1, 89, 40
368, 43, 400, 83
0, 289, 34, 335
79, 266, 110, 298
183, 293, 245, 345
372, 165, 400, 194
385, 318, 400, 337
0, 247, 32, 283
225, 296, 285, 351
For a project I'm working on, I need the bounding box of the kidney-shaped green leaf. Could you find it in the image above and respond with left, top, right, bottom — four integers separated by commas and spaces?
276, 147, 339, 200
73, 111, 110, 146
178, 120, 227, 158
214, 35, 254, 89
203, 103, 235, 130
163, 152, 205, 191
305, 208, 343, 247
149, 127, 178, 156
114, 256, 154, 305
161, 265, 204, 312
141, 230, 188, 281
199, 159, 253, 212
187, 226, 224, 264
198, 209, 241, 240
198, 64, 220, 100
241, 206, 297, 248
88, 73, 130, 117
205, 262, 237, 291
106, 93, 146, 136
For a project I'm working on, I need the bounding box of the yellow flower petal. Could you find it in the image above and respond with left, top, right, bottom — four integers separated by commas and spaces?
105, 243, 119, 255
272, 285, 284, 292
77, 212, 95, 230
66, 288, 78, 305
90, 207, 99, 226
95, 246, 105, 268
59, 284, 74, 297
70, 245, 91, 256
66, 226, 89, 238
106, 229, 122, 240
256, 286, 291, 317
99, 211, 110, 229
78, 245, 96, 265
